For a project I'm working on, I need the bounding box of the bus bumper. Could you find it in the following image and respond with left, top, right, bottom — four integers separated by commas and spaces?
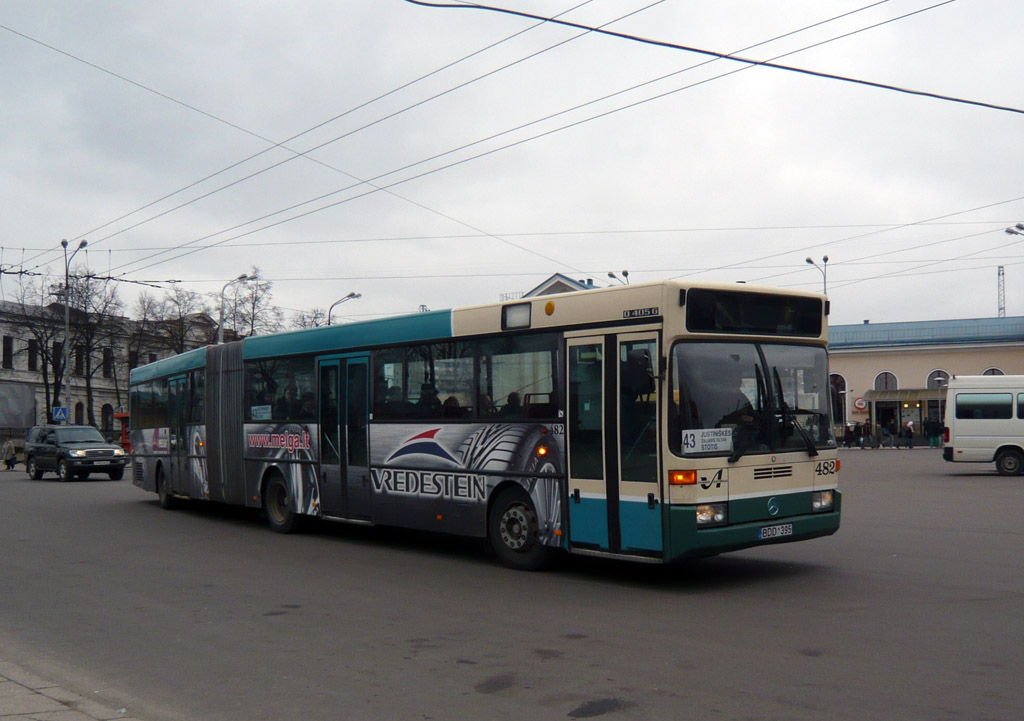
665, 491, 842, 561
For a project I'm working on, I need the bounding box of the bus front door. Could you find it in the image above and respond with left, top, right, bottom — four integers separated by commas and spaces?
318, 356, 371, 520
566, 333, 663, 556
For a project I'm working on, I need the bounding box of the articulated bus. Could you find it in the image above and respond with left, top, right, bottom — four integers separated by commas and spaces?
129, 280, 840, 569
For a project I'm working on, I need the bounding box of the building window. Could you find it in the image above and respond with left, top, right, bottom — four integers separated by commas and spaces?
75, 345, 85, 376
101, 404, 114, 434
926, 370, 949, 389
28, 339, 38, 372
148, 353, 157, 364
982, 367, 1004, 376
102, 348, 113, 379
128, 350, 139, 370
74, 402, 84, 425
2, 336, 12, 369
874, 372, 897, 391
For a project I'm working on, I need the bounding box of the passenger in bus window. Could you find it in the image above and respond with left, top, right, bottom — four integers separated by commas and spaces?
501, 392, 522, 418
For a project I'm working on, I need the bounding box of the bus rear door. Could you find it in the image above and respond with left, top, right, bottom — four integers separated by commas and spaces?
318, 355, 371, 520
566, 332, 663, 557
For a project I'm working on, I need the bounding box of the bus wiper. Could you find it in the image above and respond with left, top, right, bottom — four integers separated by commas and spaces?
772, 367, 818, 458
728, 365, 766, 464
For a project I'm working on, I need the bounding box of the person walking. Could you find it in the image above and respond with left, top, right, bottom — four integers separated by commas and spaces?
904, 420, 915, 449
2, 438, 16, 470
873, 422, 883, 450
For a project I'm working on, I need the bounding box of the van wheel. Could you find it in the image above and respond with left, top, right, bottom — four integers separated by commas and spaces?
488, 487, 550, 571
995, 449, 1023, 476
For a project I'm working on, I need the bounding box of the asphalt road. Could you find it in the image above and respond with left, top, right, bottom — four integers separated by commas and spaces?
1, 448, 1021, 721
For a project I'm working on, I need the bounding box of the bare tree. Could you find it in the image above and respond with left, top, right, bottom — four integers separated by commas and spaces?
228, 267, 284, 338
68, 271, 123, 426
12, 275, 72, 421
292, 307, 328, 329
153, 287, 214, 354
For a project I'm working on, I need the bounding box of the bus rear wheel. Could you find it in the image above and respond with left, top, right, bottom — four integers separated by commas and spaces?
488, 487, 550, 571
996, 449, 1023, 476
157, 467, 177, 509
263, 472, 298, 533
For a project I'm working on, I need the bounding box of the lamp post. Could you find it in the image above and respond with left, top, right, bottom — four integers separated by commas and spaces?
805, 255, 829, 294
60, 239, 87, 422
218, 274, 251, 344
327, 292, 362, 325
1004, 223, 1024, 236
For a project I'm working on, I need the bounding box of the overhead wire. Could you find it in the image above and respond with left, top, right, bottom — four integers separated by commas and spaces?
109, 1, 929, 277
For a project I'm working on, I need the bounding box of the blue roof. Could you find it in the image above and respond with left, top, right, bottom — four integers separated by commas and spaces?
830, 316, 1024, 349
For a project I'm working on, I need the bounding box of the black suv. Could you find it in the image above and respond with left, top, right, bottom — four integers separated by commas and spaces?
24, 425, 128, 482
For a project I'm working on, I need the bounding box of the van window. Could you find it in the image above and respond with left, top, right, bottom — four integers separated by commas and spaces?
1019, 394, 1024, 420
955, 393, 1012, 420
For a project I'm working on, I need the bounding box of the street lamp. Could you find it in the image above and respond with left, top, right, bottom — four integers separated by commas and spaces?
607, 270, 629, 285
328, 292, 362, 325
805, 255, 829, 294
1004, 223, 1024, 236
218, 274, 251, 344
60, 239, 87, 422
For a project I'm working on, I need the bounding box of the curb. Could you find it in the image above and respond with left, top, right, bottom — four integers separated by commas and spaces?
0, 660, 143, 721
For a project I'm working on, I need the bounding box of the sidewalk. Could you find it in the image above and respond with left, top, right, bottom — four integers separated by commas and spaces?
0, 660, 141, 721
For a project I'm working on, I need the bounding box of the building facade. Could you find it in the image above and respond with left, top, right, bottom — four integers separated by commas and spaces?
828, 316, 1024, 432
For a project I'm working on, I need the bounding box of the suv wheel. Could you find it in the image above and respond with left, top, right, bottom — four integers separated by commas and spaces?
26, 457, 43, 480
58, 459, 73, 483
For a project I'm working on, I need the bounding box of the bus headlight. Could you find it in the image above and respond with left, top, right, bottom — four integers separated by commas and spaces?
812, 490, 834, 512
696, 503, 727, 526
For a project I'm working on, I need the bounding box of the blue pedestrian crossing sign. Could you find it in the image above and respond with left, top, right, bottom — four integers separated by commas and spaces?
52, 407, 68, 422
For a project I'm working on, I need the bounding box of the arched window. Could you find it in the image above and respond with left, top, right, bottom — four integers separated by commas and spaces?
982, 367, 1004, 376
101, 404, 114, 433
74, 402, 84, 425
829, 373, 846, 424
926, 370, 949, 389
874, 372, 897, 391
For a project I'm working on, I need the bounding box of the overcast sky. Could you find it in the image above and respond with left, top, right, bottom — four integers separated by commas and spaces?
2, 0, 1022, 327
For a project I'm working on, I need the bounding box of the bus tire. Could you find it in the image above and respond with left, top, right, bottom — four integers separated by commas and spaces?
26, 457, 43, 480
58, 459, 73, 483
157, 467, 177, 510
488, 487, 550, 571
263, 472, 298, 534
995, 449, 1023, 476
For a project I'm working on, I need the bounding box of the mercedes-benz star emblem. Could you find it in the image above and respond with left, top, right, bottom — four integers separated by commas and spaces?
767, 497, 780, 516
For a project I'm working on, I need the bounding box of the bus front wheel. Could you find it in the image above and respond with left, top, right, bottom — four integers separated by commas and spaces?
996, 449, 1023, 476
488, 487, 550, 571
263, 473, 298, 533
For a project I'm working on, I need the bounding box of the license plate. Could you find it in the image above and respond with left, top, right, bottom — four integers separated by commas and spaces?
93, 460, 109, 465
759, 523, 793, 540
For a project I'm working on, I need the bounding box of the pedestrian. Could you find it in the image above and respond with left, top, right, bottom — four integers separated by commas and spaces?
2, 438, 15, 470
887, 418, 898, 447
904, 420, 915, 449
843, 423, 854, 448
854, 421, 863, 449
928, 418, 941, 448
873, 422, 883, 450
860, 421, 874, 449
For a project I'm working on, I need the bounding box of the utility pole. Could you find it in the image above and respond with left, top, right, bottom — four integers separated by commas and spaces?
997, 265, 1005, 318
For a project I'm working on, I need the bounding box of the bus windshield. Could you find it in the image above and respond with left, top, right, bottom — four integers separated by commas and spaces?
669, 341, 835, 459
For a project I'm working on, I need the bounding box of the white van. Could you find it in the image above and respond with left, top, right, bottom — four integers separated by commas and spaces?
943, 375, 1024, 475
